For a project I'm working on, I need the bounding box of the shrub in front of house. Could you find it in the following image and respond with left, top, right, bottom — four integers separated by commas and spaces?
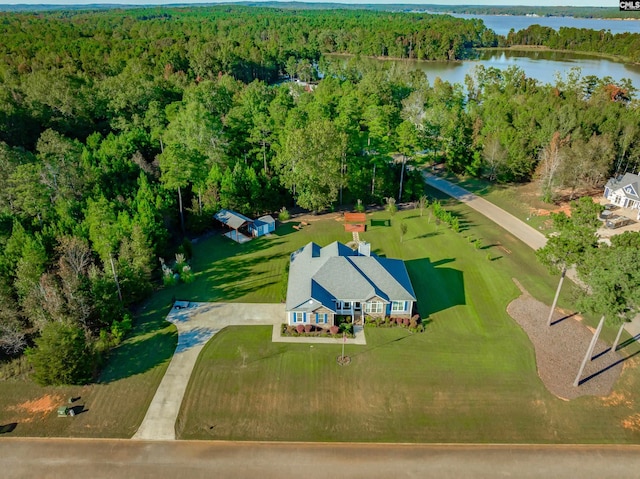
364, 315, 425, 332
279, 324, 355, 338
339, 322, 353, 335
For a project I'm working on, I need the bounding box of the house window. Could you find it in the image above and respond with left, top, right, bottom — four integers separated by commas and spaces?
391, 301, 406, 312
316, 313, 327, 324
343, 302, 351, 309
293, 312, 304, 323
365, 301, 383, 313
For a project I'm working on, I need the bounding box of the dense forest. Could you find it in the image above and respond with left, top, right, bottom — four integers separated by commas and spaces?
1, 6, 639, 384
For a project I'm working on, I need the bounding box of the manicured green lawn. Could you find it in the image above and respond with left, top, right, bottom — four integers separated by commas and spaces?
175, 208, 640, 443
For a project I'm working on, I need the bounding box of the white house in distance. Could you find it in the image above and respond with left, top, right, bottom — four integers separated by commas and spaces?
285, 241, 416, 328
604, 173, 640, 219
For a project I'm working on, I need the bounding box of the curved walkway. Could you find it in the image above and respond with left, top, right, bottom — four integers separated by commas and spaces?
133, 302, 284, 441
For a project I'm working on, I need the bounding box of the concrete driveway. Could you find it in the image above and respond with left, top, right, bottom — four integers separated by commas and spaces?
133, 302, 284, 441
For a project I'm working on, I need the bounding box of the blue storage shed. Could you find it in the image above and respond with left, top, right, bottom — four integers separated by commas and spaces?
249, 215, 276, 237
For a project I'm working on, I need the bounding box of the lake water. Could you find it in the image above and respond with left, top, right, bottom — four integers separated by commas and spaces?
324, 49, 640, 89
448, 13, 640, 36
322, 14, 640, 89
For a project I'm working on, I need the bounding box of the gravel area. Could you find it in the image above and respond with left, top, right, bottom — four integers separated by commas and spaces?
507, 280, 623, 400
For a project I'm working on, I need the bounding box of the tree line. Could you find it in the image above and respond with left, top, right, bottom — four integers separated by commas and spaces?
504, 25, 640, 63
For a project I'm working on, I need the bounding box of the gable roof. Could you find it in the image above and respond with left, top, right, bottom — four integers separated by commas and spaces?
606, 173, 640, 200
214, 209, 253, 230
286, 241, 416, 312
254, 215, 275, 227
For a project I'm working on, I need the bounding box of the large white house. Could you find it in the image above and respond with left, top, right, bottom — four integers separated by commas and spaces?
285, 241, 416, 328
604, 173, 640, 219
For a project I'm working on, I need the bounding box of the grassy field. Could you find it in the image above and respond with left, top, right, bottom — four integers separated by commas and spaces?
0, 304, 177, 438
175, 206, 640, 443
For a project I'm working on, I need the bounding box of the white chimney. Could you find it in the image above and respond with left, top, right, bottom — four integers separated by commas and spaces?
358, 241, 371, 257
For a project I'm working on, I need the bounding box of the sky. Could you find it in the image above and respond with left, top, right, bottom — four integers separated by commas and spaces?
0, 1, 615, 7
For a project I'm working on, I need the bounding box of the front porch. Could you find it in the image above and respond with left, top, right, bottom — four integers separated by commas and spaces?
335, 301, 366, 325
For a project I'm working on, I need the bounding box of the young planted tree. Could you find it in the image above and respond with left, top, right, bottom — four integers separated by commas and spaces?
418, 195, 428, 217
385, 197, 398, 216
536, 197, 602, 327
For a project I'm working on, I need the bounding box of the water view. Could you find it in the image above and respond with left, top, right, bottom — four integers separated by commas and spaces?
324, 49, 640, 89
448, 13, 640, 36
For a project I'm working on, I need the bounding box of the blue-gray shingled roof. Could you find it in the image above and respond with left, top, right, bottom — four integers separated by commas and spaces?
285, 241, 416, 312
606, 173, 640, 200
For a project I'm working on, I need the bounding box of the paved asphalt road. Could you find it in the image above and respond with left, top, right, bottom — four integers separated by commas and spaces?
2, 438, 640, 479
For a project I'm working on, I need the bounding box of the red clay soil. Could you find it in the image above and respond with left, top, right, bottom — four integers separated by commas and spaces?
507, 279, 623, 400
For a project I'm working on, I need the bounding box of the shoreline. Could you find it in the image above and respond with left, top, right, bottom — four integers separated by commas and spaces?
323, 47, 636, 68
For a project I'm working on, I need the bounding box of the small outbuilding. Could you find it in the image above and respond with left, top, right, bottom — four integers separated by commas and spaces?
214, 209, 253, 243
249, 215, 276, 237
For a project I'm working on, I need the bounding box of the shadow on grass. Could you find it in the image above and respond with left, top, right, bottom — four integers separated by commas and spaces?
617, 333, 640, 351
413, 231, 442, 240
0, 423, 17, 434
405, 258, 465, 316
350, 331, 413, 358
273, 222, 300, 236
184, 237, 289, 302
98, 326, 178, 384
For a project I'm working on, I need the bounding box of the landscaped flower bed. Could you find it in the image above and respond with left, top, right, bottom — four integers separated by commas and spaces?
365, 315, 424, 333
280, 324, 355, 338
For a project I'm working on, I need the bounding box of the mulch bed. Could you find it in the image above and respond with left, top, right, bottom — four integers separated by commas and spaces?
507, 279, 623, 400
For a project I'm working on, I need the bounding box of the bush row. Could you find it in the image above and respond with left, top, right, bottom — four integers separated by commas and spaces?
365, 314, 425, 333
431, 201, 460, 232
280, 324, 355, 338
